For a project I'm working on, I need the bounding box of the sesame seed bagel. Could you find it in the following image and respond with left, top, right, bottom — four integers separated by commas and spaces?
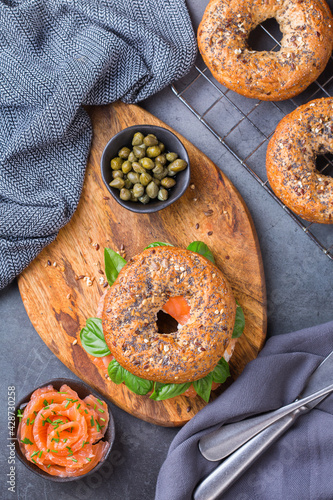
266, 97, 333, 223
198, 0, 333, 101
102, 246, 236, 384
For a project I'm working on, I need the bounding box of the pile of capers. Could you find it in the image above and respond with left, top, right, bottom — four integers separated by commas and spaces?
109, 132, 188, 204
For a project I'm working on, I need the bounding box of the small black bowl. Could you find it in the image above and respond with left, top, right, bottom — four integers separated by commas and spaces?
14, 378, 115, 482
100, 124, 190, 213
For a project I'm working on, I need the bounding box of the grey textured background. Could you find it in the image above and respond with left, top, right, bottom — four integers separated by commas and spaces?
1, 1, 332, 499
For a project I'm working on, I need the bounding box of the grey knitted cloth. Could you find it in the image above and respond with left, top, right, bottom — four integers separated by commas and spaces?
0, 0, 196, 289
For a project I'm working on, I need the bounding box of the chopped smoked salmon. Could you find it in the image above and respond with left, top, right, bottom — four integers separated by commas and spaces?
17, 384, 109, 477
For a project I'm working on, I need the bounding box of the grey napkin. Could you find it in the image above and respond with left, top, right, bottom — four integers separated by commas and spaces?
0, 0, 196, 289
155, 321, 333, 500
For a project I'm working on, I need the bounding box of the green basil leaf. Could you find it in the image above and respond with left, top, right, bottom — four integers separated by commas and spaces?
232, 301, 245, 338
104, 247, 127, 286
80, 318, 111, 357
123, 371, 153, 395
193, 372, 213, 402
107, 360, 153, 395
144, 242, 173, 249
150, 382, 191, 401
211, 357, 230, 384
186, 241, 215, 264
107, 359, 126, 385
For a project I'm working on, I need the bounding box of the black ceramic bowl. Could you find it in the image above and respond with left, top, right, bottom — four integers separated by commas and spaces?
100, 125, 190, 213
14, 378, 115, 482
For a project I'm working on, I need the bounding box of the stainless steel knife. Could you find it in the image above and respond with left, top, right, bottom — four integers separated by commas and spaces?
194, 350, 333, 500
193, 396, 328, 500
199, 349, 333, 461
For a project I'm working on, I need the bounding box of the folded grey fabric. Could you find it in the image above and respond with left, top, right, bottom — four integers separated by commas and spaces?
0, 0, 196, 289
155, 321, 333, 500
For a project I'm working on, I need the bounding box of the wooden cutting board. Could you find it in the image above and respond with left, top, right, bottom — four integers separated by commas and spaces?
18, 102, 266, 427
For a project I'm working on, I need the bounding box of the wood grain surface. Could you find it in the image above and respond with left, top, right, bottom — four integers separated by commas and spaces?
18, 102, 266, 427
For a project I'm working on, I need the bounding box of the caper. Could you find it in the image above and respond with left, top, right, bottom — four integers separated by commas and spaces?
168, 159, 188, 173
140, 157, 155, 170
138, 194, 150, 204
133, 145, 146, 159
111, 157, 123, 170
112, 170, 124, 179
166, 152, 178, 162
130, 190, 138, 202
161, 177, 176, 189
146, 181, 159, 198
109, 132, 187, 206
118, 147, 131, 159
109, 177, 125, 189
132, 162, 146, 174
153, 167, 168, 180
132, 183, 145, 198
140, 172, 153, 186
158, 188, 169, 201
122, 160, 132, 174
143, 134, 158, 147
124, 178, 133, 189
127, 171, 140, 184
155, 154, 167, 165
128, 151, 137, 163
152, 163, 164, 175
132, 132, 144, 146
146, 145, 161, 158
119, 188, 131, 201
167, 166, 177, 177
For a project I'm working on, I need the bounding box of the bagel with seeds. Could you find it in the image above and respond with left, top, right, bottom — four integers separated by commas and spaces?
198, 0, 333, 101
266, 97, 333, 223
102, 246, 237, 385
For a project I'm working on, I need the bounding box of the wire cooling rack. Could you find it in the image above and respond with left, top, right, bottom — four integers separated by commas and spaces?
171, 19, 333, 260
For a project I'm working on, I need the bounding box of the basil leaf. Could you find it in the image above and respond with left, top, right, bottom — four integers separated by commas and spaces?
186, 241, 215, 264
232, 301, 245, 338
150, 382, 191, 401
107, 359, 126, 385
123, 371, 153, 395
104, 247, 127, 286
193, 358, 230, 401
193, 372, 213, 402
211, 357, 230, 384
80, 318, 111, 357
107, 360, 153, 395
144, 242, 173, 249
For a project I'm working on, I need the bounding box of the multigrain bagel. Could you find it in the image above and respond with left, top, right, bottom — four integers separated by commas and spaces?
102, 246, 236, 384
266, 97, 333, 223
198, 0, 333, 101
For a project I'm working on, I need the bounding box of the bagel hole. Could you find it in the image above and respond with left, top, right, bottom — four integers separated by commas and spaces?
248, 18, 282, 52
316, 153, 333, 177
156, 310, 179, 334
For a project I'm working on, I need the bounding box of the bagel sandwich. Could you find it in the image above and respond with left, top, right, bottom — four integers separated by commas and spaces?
80, 242, 245, 402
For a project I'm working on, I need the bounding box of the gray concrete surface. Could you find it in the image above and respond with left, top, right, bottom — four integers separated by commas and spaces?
1, 0, 332, 499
